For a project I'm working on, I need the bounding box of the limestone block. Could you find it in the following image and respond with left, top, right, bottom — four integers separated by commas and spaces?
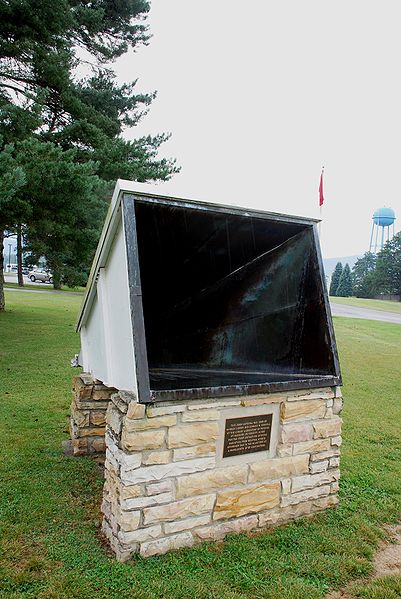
121, 457, 215, 485
287, 388, 335, 402
76, 400, 109, 410
71, 406, 90, 427
280, 400, 326, 422
281, 484, 331, 507
120, 484, 142, 500
91, 438, 106, 453
164, 515, 211, 534
312, 494, 339, 510
291, 469, 340, 493
146, 480, 173, 496
118, 510, 141, 532
325, 408, 334, 418
142, 450, 171, 466
249, 454, 309, 483
240, 395, 285, 407
329, 457, 340, 468
257, 508, 282, 527
121, 429, 165, 451
126, 402, 146, 419
333, 397, 343, 414
93, 387, 117, 400
146, 404, 186, 417
331, 481, 340, 493
107, 447, 142, 473
72, 437, 88, 456
167, 423, 219, 448
173, 443, 216, 462
73, 375, 93, 399
176, 465, 248, 498
313, 418, 342, 438
281, 423, 313, 444
140, 531, 194, 558
91, 411, 106, 426
80, 373, 94, 386
309, 460, 329, 474
143, 494, 216, 525
125, 415, 177, 432
187, 400, 241, 410
292, 438, 331, 455
118, 525, 162, 545
331, 436, 342, 447
106, 406, 123, 436
181, 409, 220, 422
310, 448, 340, 462
214, 482, 280, 520
326, 399, 334, 408
77, 426, 106, 438
111, 393, 129, 414
278, 501, 313, 521
276, 444, 293, 457
122, 491, 174, 511
194, 515, 258, 541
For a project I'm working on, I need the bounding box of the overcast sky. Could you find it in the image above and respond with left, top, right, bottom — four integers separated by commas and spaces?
114, 0, 401, 259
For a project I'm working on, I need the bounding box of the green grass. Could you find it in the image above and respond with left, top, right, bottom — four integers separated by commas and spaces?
330, 295, 401, 314
4, 282, 85, 293
0, 293, 400, 598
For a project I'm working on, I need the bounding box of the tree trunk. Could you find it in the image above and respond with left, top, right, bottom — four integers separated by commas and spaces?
52, 270, 62, 290
17, 223, 24, 287
0, 229, 5, 311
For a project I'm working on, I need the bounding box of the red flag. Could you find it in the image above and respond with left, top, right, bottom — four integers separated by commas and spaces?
319, 169, 324, 207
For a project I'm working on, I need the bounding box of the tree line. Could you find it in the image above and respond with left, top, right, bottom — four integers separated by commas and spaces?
0, 0, 179, 310
329, 233, 401, 299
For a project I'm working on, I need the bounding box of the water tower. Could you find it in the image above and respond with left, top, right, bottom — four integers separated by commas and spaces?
369, 207, 396, 254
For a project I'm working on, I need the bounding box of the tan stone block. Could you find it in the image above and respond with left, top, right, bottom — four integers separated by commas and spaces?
310, 448, 340, 462
122, 429, 165, 451
71, 406, 90, 427
276, 444, 293, 457
143, 494, 215, 525
127, 402, 146, 419
125, 415, 176, 432
333, 397, 343, 414
240, 395, 285, 406
173, 443, 216, 462
77, 426, 106, 438
309, 460, 329, 474
93, 387, 116, 400
91, 438, 106, 453
119, 525, 162, 545
329, 457, 340, 468
72, 437, 88, 455
76, 400, 109, 410
287, 388, 335, 402
164, 515, 211, 534
106, 406, 123, 435
331, 436, 342, 447
181, 410, 220, 422
331, 481, 340, 493
122, 492, 174, 510
312, 494, 339, 510
176, 465, 248, 498
281, 484, 331, 507
187, 400, 241, 410
292, 438, 331, 455
281, 423, 313, 444
214, 482, 280, 520
140, 532, 194, 557
257, 508, 282, 527
146, 404, 186, 417
313, 418, 341, 438
249, 455, 309, 483
121, 457, 215, 485
281, 479, 291, 494
142, 450, 171, 466
167, 423, 219, 448
120, 484, 142, 500
280, 400, 326, 422
194, 515, 258, 541
118, 510, 141, 532
73, 376, 93, 399
146, 480, 173, 496
292, 469, 340, 493
91, 411, 106, 426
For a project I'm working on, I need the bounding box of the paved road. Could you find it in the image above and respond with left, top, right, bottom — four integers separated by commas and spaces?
330, 302, 401, 324
5, 287, 82, 297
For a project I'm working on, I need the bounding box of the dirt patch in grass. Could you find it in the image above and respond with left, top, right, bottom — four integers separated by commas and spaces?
326, 524, 401, 598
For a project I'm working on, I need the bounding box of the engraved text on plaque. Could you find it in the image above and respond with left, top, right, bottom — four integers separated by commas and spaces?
222, 413, 273, 458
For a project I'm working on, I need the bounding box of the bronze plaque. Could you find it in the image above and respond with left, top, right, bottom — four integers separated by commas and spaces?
223, 413, 273, 458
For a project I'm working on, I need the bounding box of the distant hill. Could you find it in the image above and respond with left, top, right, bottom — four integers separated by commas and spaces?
323, 255, 361, 282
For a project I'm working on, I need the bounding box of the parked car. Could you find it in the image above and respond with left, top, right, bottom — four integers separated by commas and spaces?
28, 269, 53, 283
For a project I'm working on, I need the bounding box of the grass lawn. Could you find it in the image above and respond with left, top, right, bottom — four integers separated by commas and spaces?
0, 292, 400, 599
330, 296, 401, 314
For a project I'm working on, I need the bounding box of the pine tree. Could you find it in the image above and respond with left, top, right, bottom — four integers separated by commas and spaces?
329, 262, 343, 296
336, 263, 353, 297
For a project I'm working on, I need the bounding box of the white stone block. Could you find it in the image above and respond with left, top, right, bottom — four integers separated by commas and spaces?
121, 457, 216, 485
140, 532, 194, 557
